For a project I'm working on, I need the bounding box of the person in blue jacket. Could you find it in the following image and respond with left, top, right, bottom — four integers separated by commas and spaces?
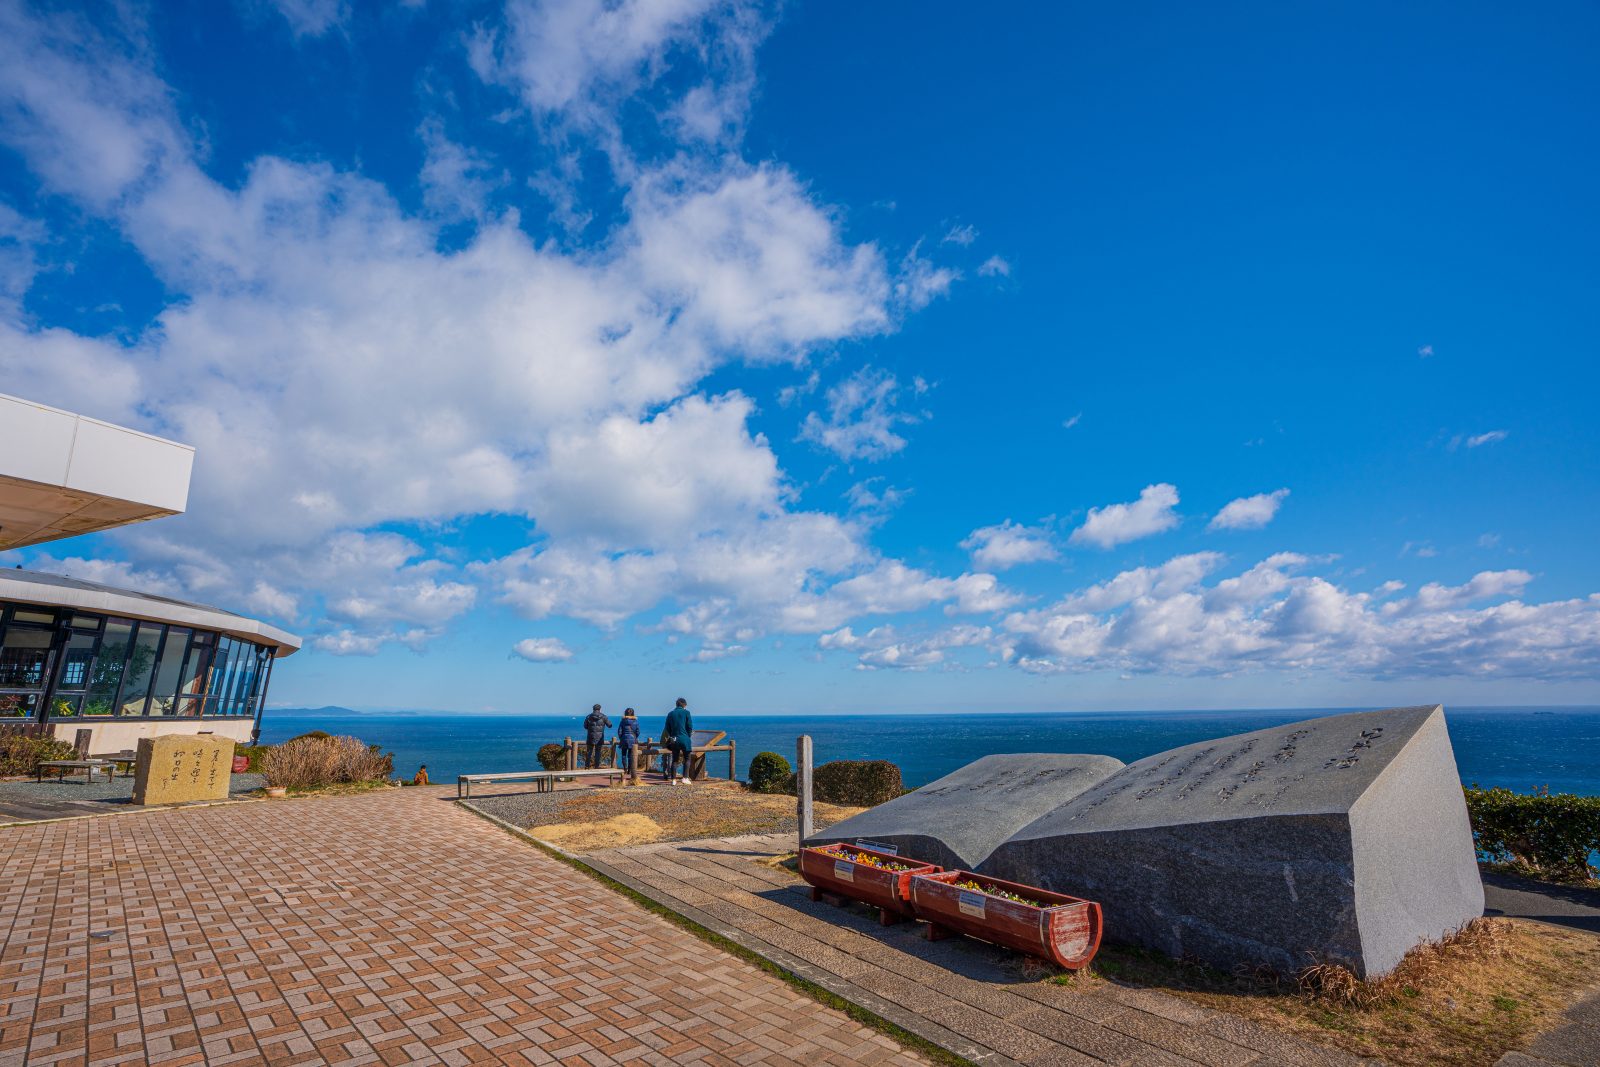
661, 697, 694, 785
617, 708, 641, 783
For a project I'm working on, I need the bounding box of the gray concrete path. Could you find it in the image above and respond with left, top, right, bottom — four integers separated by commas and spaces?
582, 831, 1379, 1067
1494, 990, 1600, 1066
1483, 870, 1600, 935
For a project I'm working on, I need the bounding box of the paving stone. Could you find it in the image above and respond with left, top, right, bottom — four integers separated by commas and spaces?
0, 787, 925, 1067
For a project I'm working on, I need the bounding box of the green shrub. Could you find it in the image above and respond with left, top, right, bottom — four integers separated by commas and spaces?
288, 730, 332, 742
812, 759, 903, 807
0, 734, 76, 776
537, 743, 567, 771
232, 744, 270, 773
1465, 786, 1600, 880
747, 751, 792, 794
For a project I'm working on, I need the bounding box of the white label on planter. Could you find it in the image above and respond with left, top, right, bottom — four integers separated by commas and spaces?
834, 860, 854, 882
857, 839, 898, 855
958, 890, 987, 919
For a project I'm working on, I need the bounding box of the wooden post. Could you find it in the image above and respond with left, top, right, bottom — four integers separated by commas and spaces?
563, 737, 573, 771
629, 743, 640, 785
796, 735, 814, 847
728, 740, 737, 781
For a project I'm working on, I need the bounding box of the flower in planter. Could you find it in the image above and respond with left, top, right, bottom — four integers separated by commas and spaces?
952, 878, 1043, 908
835, 849, 916, 872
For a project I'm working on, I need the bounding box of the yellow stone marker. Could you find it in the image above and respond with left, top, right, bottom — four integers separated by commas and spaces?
131, 734, 235, 805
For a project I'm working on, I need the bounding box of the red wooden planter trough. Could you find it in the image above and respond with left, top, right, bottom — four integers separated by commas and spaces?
909, 870, 1102, 970
799, 843, 940, 924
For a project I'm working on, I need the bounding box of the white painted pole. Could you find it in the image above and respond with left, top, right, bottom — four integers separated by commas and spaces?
796, 734, 814, 848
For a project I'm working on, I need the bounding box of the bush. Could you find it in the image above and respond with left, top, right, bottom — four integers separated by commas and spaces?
232, 744, 270, 773
537, 743, 567, 771
747, 751, 792, 794
0, 734, 76, 776
1465, 786, 1600, 880
261, 735, 393, 790
812, 759, 903, 807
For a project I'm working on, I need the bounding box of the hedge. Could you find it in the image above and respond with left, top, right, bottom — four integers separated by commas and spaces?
747, 751, 792, 794
813, 759, 903, 807
0, 734, 76, 776
1465, 786, 1600, 880
537, 743, 567, 771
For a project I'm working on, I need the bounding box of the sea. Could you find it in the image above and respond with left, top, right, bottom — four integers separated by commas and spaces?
259, 705, 1600, 795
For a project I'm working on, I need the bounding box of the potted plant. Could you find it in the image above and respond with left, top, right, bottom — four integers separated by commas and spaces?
798, 842, 940, 925
909, 870, 1102, 970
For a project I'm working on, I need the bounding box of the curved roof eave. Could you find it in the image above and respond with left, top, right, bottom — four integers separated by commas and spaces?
0, 569, 301, 657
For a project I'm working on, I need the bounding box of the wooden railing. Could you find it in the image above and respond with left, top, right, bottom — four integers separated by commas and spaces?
561, 735, 738, 781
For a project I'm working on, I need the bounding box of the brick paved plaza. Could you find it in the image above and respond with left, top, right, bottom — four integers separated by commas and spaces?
0, 788, 924, 1067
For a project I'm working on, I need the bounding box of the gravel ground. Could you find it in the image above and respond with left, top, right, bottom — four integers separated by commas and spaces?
465, 780, 855, 843
0, 772, 266, 805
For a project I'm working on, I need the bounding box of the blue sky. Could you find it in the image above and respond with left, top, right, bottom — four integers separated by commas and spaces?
1, 0, 1596, 714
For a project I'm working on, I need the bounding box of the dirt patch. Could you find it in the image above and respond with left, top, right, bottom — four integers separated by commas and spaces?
532, 813, 666, 850
1052, 918, 1600, 1067
525, 779, 864, 852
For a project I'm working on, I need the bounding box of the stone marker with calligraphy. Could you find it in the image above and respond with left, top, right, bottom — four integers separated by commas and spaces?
808, 753, 1125, 869
978, 705, 1482, 977
131, 734, 235, 805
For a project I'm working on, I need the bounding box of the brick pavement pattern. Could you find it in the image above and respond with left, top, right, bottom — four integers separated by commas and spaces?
0, 788, 926, 1067
582, 833, 1385, 1067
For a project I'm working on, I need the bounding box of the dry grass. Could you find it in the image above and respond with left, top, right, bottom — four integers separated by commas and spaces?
531, 814, 666, 850
1052, 918, 1600, 1067
526, 779, 864, 852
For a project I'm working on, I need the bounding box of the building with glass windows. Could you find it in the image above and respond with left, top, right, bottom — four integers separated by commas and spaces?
0, 392, 300, 750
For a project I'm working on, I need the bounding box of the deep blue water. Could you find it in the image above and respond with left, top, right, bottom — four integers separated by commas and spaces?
259, 705, 1600, 795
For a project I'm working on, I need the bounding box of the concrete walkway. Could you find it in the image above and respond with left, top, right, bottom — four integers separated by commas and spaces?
581, 832, 1379, 1067
0, 786, 923, 1067
1483, 871, 1600, 935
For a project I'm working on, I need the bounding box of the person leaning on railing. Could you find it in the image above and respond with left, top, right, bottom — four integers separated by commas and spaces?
661, 697, 694, 785
583, 703, 611, 768
617, 708, 641, 784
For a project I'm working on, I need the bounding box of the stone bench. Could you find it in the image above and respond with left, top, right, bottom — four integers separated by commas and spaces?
457, 768, 625, 799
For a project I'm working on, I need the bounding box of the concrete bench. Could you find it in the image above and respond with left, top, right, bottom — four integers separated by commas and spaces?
457, 768, 625, 799
36, 760, 116, 785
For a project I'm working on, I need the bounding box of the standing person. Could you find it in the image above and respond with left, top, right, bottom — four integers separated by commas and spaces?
617, 708, 641, 784
661, 697, 694, 785
583, 704, 612, 768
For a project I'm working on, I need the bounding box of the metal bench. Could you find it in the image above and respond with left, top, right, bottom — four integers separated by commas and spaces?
456, 768, 625, 799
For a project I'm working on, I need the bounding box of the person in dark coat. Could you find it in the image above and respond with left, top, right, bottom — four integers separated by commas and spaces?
661, 697, 694, 784
616, 708, 641, 782
583, 704, 612, 768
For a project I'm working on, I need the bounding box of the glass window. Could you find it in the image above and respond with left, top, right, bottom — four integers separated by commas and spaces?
51, 694, 81, 718
9, 608, 54, 624
0, 627, 52, 688
205, 637, 234, 715
87, 620, 133, 717
146, 627, 191, 716
176, 635, 211, 701
56, 632, 97, 690
70, 615, 100, 630
118, 624, 163, 716
228, 643, 260, 716
0, 692, 41, 718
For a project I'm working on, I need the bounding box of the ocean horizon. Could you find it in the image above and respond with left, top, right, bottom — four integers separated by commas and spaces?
259, 704, 1600, 795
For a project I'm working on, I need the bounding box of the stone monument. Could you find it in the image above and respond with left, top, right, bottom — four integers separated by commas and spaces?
979, 705, 1483, 977
809, 753, 1125, 869
131, 734, 235, 805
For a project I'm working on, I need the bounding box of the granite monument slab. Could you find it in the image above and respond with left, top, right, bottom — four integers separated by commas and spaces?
808, 753, 1125, 869
131, 734, 235, 805
979, 705, 1482, 977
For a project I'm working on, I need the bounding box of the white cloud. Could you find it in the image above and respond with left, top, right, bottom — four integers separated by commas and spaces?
961, 521, 1058, 570
977, 255, 1010, 277
817, 622, 994, 671
799, 367, 918, 462
267, 0, 349, 37
0, 2, 965, 656
1069, 483, 1180, 549
1208, 488, 1289, 531
893, 243, 959, 311
1001, 553, 1598, 680
1418, 344, 1434, 358
1467, 430, 1508, 448
941, 224, 977, 246
512, 637, 575, 663
1061, 412, 1081, 429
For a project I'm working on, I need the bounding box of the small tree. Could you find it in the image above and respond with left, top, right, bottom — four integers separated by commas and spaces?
746, 751, 792, 794
537, 743, 567, 771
